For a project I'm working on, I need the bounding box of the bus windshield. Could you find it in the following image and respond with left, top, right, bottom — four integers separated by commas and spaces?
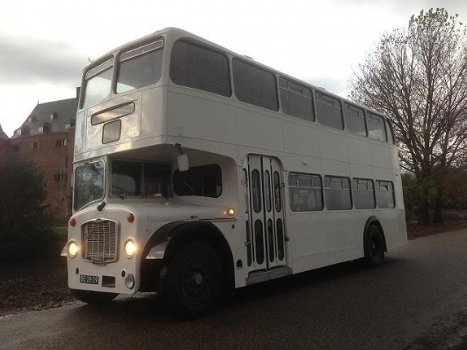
74, 161, 105, 211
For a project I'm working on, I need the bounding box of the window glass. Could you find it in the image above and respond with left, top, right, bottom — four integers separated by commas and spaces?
82, 58, 113, 109
324, 176, 352, 210
171, 40, 231, 97
173, 164, 222, 198
233, 58, 278, 111
367, 113, 387, 142
74, 161, 105, 211
251, 169, 262, 213
264, 170, 272, 212
352, 178, 375, 209
117, 40, 163, 93
273, 171, 282, 212
315, 91, 343, 129
376, 180, 395, 208
344, 103, 367, 136
279, 77, 314, 122
288, 172, 323, 211
111, 161, 170, 198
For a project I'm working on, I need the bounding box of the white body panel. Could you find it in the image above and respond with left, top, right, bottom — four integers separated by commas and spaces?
68, 27, 406, 295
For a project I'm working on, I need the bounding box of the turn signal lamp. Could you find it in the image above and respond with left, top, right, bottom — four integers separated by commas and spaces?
225, 208, 236, 217
127, 213, 135, 223
125, 239, 137, 258
69, 218, 76, 227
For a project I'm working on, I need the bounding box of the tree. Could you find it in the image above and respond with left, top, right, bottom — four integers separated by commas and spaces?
0, 154, 53, 260
350, 8, 467, 224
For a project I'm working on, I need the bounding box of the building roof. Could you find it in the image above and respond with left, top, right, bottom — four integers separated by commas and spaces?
13, 98, 78, 138
0, 124, 8, 140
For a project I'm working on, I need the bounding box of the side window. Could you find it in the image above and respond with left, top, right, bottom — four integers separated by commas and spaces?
315, 91, 343, 130
117, 40, 164, 93
344, 103, 367, 136
279, 77, 314, 122
352, 178, 375, 209
367, 113, 387, 142
170, 40, 231, 97
376, 180, 395, 208
233, 58, 278, 111
288, 173, 323, 212
386, 120, 395, 144
324, 176, 352, 210
173, 164, 222, 198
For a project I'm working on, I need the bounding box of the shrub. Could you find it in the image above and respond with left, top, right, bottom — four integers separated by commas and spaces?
0, 155, 55, 260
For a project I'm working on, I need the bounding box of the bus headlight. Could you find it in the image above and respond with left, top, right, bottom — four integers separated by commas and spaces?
125, 239, 137, 258
68, 241, 79, 258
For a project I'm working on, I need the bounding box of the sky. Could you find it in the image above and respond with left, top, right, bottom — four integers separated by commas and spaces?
0, 0, 466, 137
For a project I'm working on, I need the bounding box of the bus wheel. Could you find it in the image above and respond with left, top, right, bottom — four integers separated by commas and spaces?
364, 225, 385, 267
165, 241, 222, 318
70, 289, 118, 304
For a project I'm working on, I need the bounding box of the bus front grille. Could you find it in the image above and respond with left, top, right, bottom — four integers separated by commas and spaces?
82, 220, 119, 264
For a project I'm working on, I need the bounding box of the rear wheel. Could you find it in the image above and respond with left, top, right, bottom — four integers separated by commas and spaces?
71, 289, 118, 304
364, 225, 385, 267
164, 241, 222, 318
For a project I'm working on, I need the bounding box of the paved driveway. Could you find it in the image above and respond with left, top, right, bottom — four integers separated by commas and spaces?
2, 229, 467, 349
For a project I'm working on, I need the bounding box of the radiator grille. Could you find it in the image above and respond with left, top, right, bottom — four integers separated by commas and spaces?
82, 220, 118, 264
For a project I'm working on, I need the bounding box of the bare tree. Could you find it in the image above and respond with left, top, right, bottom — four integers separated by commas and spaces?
350, 8, 467, 224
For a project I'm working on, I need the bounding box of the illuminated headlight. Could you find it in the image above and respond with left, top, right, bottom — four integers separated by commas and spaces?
68, 241, 79, 258
124, 239, 137, 258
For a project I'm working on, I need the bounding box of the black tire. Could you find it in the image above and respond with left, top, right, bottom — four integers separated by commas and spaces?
364, 225, 385, 267
164, 241, 223, 318
71, 289, 118, 304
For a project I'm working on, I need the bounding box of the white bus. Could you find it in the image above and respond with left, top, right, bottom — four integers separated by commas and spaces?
62, 27, 407, 317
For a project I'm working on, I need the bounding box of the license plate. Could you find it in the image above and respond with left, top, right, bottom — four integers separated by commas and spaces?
80, 274, 99, 285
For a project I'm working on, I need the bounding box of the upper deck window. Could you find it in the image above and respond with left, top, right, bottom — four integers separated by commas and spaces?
344, 103, 367, 136
367, 113, 387, 142
315, 91, 344, 130
116, 40, 164, 93
82, 58, 113, 109
171, 40, 231, 97
279, 77, 314, 122
233, 58, 278, 111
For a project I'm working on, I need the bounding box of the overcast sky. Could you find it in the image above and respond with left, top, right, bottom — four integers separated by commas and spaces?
0, 0, 466, 136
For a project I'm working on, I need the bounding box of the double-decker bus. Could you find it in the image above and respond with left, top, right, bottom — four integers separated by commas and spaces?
62, 27, 407, 317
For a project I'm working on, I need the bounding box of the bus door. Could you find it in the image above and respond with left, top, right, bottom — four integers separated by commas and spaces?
245, 155, 286, 270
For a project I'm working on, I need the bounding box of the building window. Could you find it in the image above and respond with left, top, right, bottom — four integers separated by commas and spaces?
324, 175, 352, 210
31, 141, 40, 149
56, 139, 68, 147
55, 168, 67, 182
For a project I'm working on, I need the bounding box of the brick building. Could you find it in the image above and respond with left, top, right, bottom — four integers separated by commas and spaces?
10, 98, 77, 220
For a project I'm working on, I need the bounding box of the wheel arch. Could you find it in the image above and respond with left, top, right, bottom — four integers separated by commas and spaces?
363, 216, 387, 252
141, 221, 235, 294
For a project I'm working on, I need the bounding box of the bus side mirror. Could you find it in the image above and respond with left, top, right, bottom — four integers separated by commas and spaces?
177, 154, 189, 172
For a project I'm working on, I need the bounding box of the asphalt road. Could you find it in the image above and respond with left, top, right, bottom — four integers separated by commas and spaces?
3, 229, 467, 350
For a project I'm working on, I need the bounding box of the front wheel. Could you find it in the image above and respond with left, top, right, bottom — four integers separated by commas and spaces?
70, 289, 118, 304
164, 241, 223, 318
364, 225, 385, 267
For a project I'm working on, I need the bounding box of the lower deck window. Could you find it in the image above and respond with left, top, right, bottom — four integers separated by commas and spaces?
376, 180, 395, 208
173, 164, 222, 198
324, 176, 352, 210
288, 172, 323, 211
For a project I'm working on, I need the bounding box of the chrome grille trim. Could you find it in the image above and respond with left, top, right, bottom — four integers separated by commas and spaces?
82, 219, 119, 264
